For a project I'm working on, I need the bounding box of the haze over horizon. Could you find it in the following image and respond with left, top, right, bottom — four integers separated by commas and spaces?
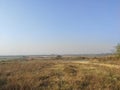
0, 0, 120, 55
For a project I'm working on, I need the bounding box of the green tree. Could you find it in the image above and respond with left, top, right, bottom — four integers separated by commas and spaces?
116, 43, 120, 57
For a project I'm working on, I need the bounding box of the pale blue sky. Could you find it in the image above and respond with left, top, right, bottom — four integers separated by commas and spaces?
0, 0, 120, 55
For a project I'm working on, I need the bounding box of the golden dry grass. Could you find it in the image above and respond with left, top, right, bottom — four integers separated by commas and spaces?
90, 56, 120, 65
0, 57, 120, 90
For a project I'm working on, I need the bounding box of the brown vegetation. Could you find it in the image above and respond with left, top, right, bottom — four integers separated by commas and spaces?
90, 56, 120, 65
0, 57, 120, 90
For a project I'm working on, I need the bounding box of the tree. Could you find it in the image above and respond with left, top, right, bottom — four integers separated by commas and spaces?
56, 55, 62, 60
116, 43, 120, 57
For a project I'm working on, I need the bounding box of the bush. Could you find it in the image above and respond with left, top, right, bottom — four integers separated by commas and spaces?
56, 55, 62, 60
116, 44, 120, 57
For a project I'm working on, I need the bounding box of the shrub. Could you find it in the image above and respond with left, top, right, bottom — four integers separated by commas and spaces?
115, 43, 120, 57
56, 55, 62, 60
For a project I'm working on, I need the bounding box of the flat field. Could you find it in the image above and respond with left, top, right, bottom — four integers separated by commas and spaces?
0, 56, 120, 90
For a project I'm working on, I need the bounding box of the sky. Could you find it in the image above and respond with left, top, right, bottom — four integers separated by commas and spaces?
0, 0, 120, 55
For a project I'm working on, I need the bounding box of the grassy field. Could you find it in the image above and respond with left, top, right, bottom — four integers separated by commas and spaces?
0, 56, 120, 90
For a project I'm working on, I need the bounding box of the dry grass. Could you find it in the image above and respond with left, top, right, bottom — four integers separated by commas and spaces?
0, 57, 120, 90
90, 56, 120, 65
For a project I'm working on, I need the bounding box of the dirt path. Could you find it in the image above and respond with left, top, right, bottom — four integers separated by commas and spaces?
70, 61, 120, 69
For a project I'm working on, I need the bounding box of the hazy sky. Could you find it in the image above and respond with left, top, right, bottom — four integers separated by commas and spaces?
0, 0, 120, 55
